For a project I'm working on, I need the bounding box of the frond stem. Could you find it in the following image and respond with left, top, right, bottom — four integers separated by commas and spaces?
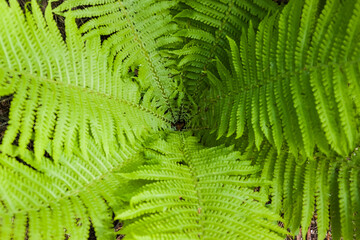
180, 133, 204, 238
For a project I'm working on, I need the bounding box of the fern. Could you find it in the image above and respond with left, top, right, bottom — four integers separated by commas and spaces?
173, 0, 280, 94
172, 0, 281, 120
0, 0, 359, 239
116, 132, 287, 239
202, 0, 360, 157
0, 136, 145, 239
53, 0, 180, 116
247, 139, 360, 238
0, 0, 170, 160
256, 143, 360, 239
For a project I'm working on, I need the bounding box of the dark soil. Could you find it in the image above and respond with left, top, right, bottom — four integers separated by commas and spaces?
273, 0, 289, 4
0, 95, 12, 142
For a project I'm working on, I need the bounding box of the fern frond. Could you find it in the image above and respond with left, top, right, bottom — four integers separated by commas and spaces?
328, 160, 342, 240
300, 159, 316, 237
172, 0, 280, 118
0, 137, 145, 240
338, 161, 353, 240
54, 0, 180, 114
0, 0, 170, 162
202, 0, 360, 157
260, 143, 360, 239
116, 132, 286, 239
1, 71, 168, 162
175, 0, 279, 85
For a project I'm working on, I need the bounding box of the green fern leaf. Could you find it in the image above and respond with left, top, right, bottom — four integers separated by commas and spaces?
300, 160, 316, 237
116, 132, 286, 239
54, 0, 180, 115
0, 137, 145, 240
0, 0, 170, 162
204, 0, 360, 158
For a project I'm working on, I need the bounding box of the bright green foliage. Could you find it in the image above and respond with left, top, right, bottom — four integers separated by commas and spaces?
0, 0, 359, 239
0, 136, 144, 240
255, 143, 360, 239
172, 0, 280, 103
117, 132, 287, 239
202, 0, 360, 158
53, 0, 180, 114
0, 0, 170, 162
